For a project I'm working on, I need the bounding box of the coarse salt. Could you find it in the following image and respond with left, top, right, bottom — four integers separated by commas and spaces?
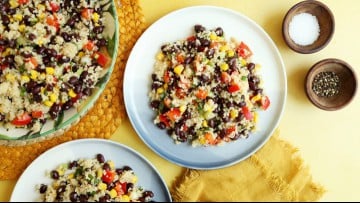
288, 12, 320, 46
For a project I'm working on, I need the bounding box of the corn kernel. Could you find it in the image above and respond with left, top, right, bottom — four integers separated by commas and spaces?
255, 63, 261, 71
30, 70, 38, 80
251, 94, 262, 103
156, 87, 164, 94
230, 109, 238, 119
21, 75, 30, 83
92, 12, 100, 23
6, 74, 15, 82
68, 89, 77, 98
78, 52, 85, 58
97, 169, 103, 178
67, 173, 74, 179
107, 161, 115, 169
240, 59, 247, 66
227, 50, 235, 57
38, 13, 46, 20
37, 4, 45, 11
98, 182, 107, 191
121, 195, 130, 202
46, 67, 55, 75
109, 189, 117, 198
163, 83, 168, 90
209, 33, 217, 41
9, 0, 18, 8
202, 120, 208, 127
2, 48, 13, 56
199, 136, 206, 145
179, 105, 186, 113
49, 93, 57, 102
220, 63, 229, 71
132, 175, 138, 183
156, 52, 164, 61
173, 65, 184, 75
44, 100, 53, 107
19, 24, 26, 32
220, 45, 229, 52
37, 39, 44, 46
13, 14, 22, 21
253, 112, 259, 123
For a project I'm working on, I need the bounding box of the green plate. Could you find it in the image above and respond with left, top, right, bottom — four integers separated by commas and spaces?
0, 0, 119, 143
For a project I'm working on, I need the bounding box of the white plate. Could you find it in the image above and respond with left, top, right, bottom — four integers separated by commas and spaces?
123, 6, 287, 169
10, 139, 172, 202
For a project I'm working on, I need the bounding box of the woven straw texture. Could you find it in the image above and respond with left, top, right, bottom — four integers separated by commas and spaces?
0, 0, 146, 180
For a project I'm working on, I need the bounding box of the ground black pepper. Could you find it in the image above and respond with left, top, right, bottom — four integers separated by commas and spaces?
312, 71, 340, 97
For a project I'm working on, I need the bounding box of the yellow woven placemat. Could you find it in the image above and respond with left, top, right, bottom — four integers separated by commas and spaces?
0, 0, 145, 180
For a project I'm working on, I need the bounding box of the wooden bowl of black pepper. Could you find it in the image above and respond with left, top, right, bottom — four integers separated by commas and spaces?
305, 58, 357, 111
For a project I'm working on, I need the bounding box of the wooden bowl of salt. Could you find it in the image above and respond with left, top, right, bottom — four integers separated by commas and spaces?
282, 0, 335, 54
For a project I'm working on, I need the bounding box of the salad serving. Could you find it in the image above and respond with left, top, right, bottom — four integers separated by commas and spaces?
149, 24, 270, 147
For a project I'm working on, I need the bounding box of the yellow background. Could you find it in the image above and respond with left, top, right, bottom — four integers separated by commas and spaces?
1, 0, 359, 201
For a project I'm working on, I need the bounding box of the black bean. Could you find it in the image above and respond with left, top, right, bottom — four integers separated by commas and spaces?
82, 87, 92, 96
68, 76, 79, 85
126, 183, 134, 191
150, 100, 160, 109
248, 81, 257, 91
61, 32, 72, 42
68, 160, 78, 169
56, 185, 66, 194
74, 84, 82, 94
7, 8, 15, 15
80, 71, 88, 80
123, 166, 132, 171
39, 184, 47, 193
60, 83, 71, 92
205, 48, 215, 59
51, 170, 59, 179
215, 27, 224, 36
184, 56, 194, 64
49, 103, 61, 119
200, 39, 210, 47
69, 192, 79, 202
46, 48, 57, 57
71, 65, 78, 73
96, 38, 107, 47
21, 51, 33, 58
208, 119, 216, 128
4, 55, 14, 64
28, 33, 36, 41
96, 153, 105, 163
33, 94, 43, 102
79, 194, 88, 202
36, 46, 46, 55
7, 39, 16, 48
1, 15, 9, 25
32, 85, 42, 95
0, 114, 5, 121
0, 39, 6, 46
115, 168, 123, 175
143, 191, 154, 198
62, 100, 74, 110
194, 24, 205, 33
247, 62, 255, 71
156, 122, 166, 129
103, 163, 110, 171
93, 26, 104, 34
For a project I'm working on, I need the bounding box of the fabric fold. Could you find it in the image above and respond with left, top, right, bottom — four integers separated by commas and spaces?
171, 129, 326, 202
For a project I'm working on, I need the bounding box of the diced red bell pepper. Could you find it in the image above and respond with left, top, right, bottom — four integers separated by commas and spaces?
115, 182, 127, 196
18, 0, 29, 4
81, 8, 93, 20
11, 113, 32, 126
159, 114, 170, 127
166, 108, 181, 122
50, 2, 60, 12
260, 95, 270, 110
95, 48, 111, 68
195, 89, 207, 100
221, 72, 231, 84
236, 41, 253, 59
46, 15, 60, 31
101, 170, 115, 184
242, 106, 253, 120
31, 111, 43, 119
228, 83, 240, 93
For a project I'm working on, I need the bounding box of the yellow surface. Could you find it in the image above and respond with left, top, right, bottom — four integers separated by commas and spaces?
1, 0, 360, 201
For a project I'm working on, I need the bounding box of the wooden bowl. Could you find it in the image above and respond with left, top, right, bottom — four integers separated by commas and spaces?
282, 0, 335, 54
305, 58, 357, 111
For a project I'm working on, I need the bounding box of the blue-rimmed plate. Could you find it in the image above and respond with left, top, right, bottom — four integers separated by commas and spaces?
10, 139, 172, 202
123, 6, 286, 169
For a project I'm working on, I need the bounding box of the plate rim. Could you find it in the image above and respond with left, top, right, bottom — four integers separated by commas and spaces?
123, 5, 287, 170
10, 138, 172, 202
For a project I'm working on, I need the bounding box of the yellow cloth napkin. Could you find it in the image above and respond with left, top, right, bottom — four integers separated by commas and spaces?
171, 129, 326, 201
